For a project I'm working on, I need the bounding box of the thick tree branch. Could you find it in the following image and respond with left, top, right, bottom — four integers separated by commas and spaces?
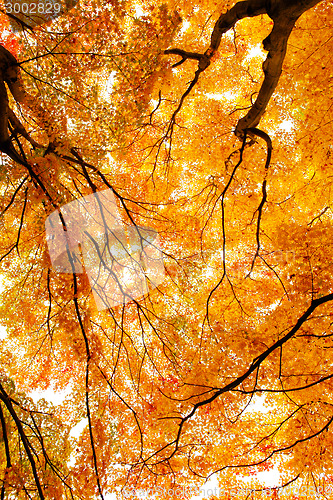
165, 0, 323, 138
0, 55, 27, 166
147, 291, 333, 464
209, 0, 266, 52
0, 44, 52, 167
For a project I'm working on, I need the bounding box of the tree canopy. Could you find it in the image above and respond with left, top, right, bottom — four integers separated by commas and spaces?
0, 0, 333, 498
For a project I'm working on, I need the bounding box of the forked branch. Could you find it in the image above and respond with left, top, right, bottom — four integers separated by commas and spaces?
165, 0, 323, 137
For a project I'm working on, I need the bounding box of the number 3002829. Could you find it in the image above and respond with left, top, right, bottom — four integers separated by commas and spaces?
4, 2, 62, 14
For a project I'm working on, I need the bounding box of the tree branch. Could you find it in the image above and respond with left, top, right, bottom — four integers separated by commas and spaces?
165, 0, 323, 138
0, 402, 11, 500
0, 383, 45, 499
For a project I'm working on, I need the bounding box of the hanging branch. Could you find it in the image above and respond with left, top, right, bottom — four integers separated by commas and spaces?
145, 290, 333, 464
165, 0, 322, 138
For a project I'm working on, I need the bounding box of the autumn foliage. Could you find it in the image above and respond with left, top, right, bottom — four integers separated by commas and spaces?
0, 0, 333, 498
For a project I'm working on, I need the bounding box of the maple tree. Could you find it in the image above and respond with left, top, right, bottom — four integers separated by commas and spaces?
0, 0, 333, 498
